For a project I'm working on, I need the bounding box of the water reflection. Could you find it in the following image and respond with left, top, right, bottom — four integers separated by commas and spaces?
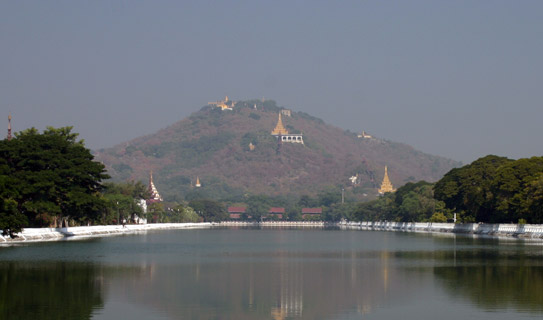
1, 229, 542, 319
0, 262, 104, 320
435, 265, 543, 313
100, 251, 423, 319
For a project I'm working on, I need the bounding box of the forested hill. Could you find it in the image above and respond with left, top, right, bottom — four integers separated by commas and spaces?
94, 99, 460, 202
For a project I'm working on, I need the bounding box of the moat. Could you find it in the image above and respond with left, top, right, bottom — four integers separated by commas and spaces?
1, 227, 542, 319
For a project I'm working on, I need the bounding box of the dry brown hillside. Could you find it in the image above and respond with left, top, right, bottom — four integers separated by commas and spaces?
94, 99, 460, 201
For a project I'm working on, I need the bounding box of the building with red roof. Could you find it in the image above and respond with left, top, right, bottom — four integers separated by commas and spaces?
302, 207, 322, 219
228, 206, 246, 220
268, 207, 285, 219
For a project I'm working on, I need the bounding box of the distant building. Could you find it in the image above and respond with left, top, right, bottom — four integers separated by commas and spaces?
378, 166, 396, 194
228, 207, 246, 220
302, 207, 322, 219
349, 174, 360, 186
134, 199, 148, 224
195, 176, 201, 188
268, 207, 285, 219
280, 109, 291, 117
357, 131, 373, 139
208, 96, 234, 111
147, 171, 163, 204
271, 113, 303, 144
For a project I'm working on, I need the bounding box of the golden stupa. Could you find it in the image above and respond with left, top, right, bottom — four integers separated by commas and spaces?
271, 113, 289, 136
378, 166, 396, 194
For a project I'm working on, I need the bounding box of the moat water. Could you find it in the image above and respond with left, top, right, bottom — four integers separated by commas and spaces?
1, 227, 542, 319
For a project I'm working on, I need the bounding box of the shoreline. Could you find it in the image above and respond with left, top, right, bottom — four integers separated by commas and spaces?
2, 221, 542, 245
0, 223, 213, 244
339, 221, 543, 239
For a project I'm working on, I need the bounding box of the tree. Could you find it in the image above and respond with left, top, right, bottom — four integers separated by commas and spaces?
523, 173, 543, 224
188, 199, 228, 222
351, 181, 447, 223
435, 155, 543, 223
434, 155, 512, 222
491, 157, 543, 223
246, 195, 273, 221
175, 205, 199, 223
317, 189, 342, 207
100, 181, 149, 224
0, 127, 109, 235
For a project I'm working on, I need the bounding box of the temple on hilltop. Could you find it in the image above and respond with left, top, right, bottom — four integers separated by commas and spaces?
357, 131, 373, 139
195, 176, 201, 188
208, 96, 234, 111
147, 171, 163, 203
271, 113, 303, 144
378, 166, 396, 194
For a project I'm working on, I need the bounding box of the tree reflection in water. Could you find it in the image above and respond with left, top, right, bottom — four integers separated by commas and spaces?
0, 262, 104, 320
434, 265, 543, 313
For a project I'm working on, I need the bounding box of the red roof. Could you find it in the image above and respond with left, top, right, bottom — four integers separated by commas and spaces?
228, 207, 246, 213
302, 208, 322, 214
269, 207, 285, 214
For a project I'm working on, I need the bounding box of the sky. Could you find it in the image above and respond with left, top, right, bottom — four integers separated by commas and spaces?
1, 1, 542, 164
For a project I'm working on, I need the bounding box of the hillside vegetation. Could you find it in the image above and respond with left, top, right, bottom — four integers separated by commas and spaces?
94, 99, 460, 202
353, 155, 543, 224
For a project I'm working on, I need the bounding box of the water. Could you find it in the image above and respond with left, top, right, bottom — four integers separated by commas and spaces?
1, 227, 542, 319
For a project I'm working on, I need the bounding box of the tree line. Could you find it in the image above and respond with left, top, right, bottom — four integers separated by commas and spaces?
0, 127, 200, 237
352, 155, 543, 224
2, 127, 542, 238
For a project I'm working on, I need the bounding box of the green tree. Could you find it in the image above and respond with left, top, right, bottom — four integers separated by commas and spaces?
351, 181, 447, 223
246, 195, 273, 221
317, 189, 342, 207
434, 155, 512, 222
188, 199, 228, 222
435, 155, 543, 223
0, 127, 108, 235
176, 205, 199, 223
491, 157, 543, 223
523, 173, 543, 224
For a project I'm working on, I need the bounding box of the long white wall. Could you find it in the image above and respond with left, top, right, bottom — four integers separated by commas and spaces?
0, 223, 212, 244
341, 221, 543, 238
3, 221, 542, 244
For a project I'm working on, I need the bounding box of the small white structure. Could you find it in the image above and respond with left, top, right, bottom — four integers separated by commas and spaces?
280, 109, 292, 117
357, 131, 373, 139
349, 175, 358, 185
137, 199, 147, 213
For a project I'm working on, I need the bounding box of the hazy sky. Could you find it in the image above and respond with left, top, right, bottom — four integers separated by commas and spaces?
1, 1, 542, 163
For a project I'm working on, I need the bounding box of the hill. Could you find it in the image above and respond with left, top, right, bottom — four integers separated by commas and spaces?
94, 99, 460, 202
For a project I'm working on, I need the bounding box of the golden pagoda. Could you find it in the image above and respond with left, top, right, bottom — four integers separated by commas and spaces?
195, 176, 201, 188
378, 166, 396, 194
147, 171, 163, 203
271, 113, 289, 136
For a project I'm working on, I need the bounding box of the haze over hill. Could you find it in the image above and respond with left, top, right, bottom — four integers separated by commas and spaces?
94, 99, 460, 202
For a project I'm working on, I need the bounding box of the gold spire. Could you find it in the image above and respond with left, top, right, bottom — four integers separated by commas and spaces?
378, 166, 396, 194
208, 96, 233, 110
148, 171, 163, 202
271, 113, 289, 135
195, 176, 201, 188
